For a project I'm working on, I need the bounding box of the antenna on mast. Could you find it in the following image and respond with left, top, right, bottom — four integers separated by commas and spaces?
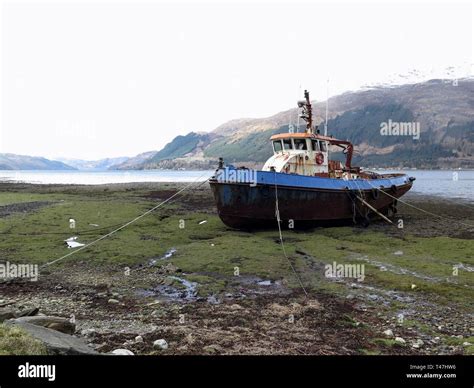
324, 78, 329, 136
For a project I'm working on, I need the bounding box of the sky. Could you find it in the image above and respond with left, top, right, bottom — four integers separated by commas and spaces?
1, 0, 473, 160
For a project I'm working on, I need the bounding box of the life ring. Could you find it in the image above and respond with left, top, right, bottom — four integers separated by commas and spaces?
315, 153, 324, 165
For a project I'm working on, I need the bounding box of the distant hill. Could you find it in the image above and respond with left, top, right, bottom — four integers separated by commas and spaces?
109, 151, 157, 170
117, 78, 474, 170
55, 157, 129, 170
0, 154, 76, 170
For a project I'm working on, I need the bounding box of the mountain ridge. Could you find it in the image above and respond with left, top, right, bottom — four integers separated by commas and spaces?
112, 78, 474, 170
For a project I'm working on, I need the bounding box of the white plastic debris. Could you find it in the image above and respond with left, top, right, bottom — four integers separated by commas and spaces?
64, 236, 85, 249
198, 220, 207, 225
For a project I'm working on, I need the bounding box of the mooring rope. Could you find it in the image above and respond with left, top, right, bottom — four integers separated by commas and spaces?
366, 180, 474, 229
274, 172, 309, 297
40, 172, 214, 268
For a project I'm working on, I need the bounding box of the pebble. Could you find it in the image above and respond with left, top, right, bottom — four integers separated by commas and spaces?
395, 337, 406, 345
111, 349, 134, 356
153, 339, 168, 350
135, 335, 144, 343
412, 339, 424, 349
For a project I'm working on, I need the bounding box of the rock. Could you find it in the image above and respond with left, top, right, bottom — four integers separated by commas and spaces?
0, 308, 16, 323
395, 337, 406, 345
153, 339, 168, 350
383, 329, 394, 337
162, 263, 178, 273
9, 316, 75, 335
5, 321, 97, 355
203, 344, 223, 354
412, 339, 424, 349
81, 328, 97, 337
111, 349, 134, 355
108, 299, 119, 304
15, 307, 40, 318
135, 335, 144, 343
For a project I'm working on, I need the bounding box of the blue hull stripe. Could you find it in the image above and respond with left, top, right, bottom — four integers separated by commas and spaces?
218, 168, 410, 191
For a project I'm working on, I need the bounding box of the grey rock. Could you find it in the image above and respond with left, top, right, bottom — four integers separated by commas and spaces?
153, 339, 168, 350
9, 316, 75, 335
111, 349, 134, 355
395, 337, 406, 345
5, 321, 97, 355
15, 307, 40, 318
0, 308, 16, 322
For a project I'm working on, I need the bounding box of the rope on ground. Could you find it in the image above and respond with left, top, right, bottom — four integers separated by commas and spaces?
274, 172, 308, 297
366, 180, 474, 229
40, 173, 214, 269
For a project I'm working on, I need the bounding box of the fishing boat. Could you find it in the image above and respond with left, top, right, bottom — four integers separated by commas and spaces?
209, 90, 415, 229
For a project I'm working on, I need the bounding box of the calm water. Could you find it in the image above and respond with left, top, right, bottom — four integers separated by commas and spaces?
0, 169, 472, 202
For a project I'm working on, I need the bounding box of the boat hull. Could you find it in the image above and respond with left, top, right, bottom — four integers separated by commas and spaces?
209, 169, 413, 229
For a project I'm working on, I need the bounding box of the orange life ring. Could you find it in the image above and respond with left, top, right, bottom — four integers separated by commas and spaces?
315, 152, 324, 165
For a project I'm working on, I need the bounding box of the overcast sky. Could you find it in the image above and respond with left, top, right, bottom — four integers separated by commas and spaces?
1, 0, 473, 160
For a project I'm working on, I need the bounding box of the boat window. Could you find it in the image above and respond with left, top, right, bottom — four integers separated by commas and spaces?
312, 140, 320, 151
283, 139, 293, 150
294, 139, 307, 150
273, 140, 283, 153
320, 141, 327, 152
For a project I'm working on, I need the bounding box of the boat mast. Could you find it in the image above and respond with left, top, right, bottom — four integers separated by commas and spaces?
297, 90, 313, 134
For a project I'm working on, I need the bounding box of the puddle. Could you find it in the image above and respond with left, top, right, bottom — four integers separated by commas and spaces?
136, 276, 197, 302
148, 248, 177, 266
455, 263, 474, 272
354, 256, 442, 282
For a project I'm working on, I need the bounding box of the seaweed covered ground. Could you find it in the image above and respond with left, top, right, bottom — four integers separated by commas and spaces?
0, 182, 472, 355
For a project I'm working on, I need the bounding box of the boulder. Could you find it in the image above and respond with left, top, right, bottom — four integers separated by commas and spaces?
9, 316, 75, 335
0, 308, 16, 323
15, 307, 40, 317
5, 321, 97, 355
